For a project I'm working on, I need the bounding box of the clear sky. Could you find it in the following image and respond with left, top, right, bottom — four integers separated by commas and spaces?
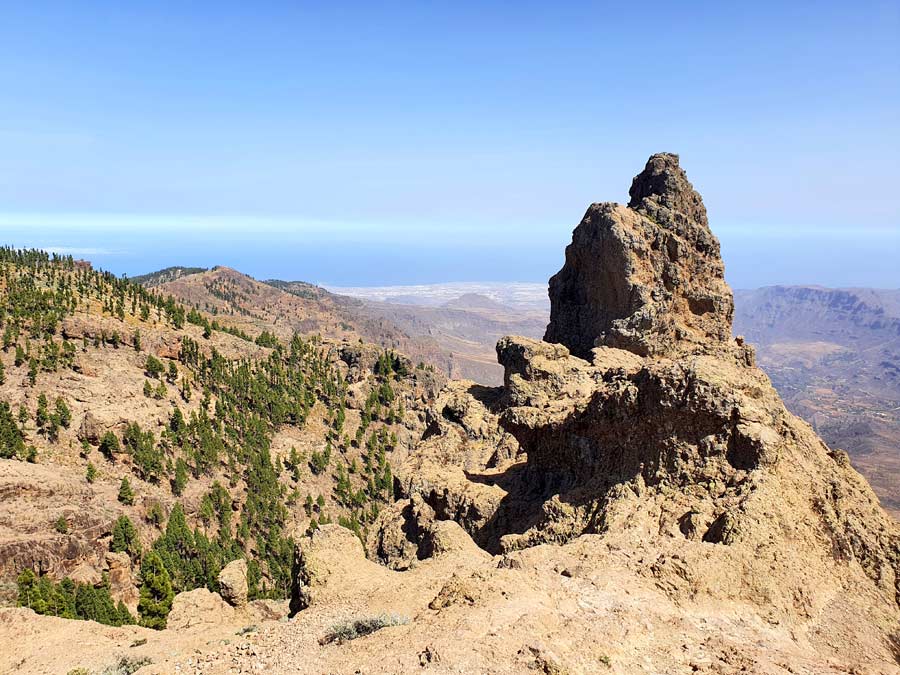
1, 2, 898, 287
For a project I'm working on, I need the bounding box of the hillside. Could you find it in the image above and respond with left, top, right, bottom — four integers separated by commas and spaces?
139, 266, 449, 374
735, 286, 900, 513
348, 298, 546, 384
140, 266, 543, 385
0, 248, 443, 625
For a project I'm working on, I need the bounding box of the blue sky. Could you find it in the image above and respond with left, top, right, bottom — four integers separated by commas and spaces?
1, 2, 898, 287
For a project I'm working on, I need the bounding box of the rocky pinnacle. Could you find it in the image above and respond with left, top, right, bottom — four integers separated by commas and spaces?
544, 153, 735, 358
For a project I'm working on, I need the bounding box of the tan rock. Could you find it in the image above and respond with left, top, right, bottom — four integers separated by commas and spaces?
545, 153, 734, 359
217, 558, 248, 608
290, 524, 391, 614
167, 588, 234, 631
106, 551, 139, 615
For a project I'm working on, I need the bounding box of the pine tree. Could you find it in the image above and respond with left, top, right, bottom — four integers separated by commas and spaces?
35, 393, 49, 430
138, 551, 174, 629
111, 515, 142, 559
172, 458, 188, 496
55, 397, 71, 428
0, 402, 25, 459
118, 477, 135, 505
86, 462, 97, 483
99, 431, 120, 459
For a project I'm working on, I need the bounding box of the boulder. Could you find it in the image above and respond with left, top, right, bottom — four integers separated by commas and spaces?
217, 558, 248, 608
290, 524, 391, 615
167, 588, 234, 631
77, 412, 103, 445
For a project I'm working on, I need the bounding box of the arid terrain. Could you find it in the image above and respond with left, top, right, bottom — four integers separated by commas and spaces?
2, 154, 899, 674
322, 282, 900, 517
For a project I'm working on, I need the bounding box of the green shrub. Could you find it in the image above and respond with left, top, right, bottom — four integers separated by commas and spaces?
320, 614, 409, 645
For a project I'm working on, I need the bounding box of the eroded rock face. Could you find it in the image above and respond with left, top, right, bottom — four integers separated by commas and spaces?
106, 552, 139, 615
544, 153, 734, 358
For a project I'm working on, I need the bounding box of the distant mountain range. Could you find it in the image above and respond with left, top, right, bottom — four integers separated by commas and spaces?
734, 286, 900, 513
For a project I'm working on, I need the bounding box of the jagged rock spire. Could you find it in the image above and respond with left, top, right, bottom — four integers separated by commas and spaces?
544, 153, 734, 358
628, 152, 709, 229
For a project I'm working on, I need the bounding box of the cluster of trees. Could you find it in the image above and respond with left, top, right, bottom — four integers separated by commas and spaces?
34, 393, 71, 442
0, 401, 26, 459
17, 569, 135, 627
4, 249, 423, 628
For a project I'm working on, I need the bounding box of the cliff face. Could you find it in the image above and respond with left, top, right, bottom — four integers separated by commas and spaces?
545, 153, 734, 358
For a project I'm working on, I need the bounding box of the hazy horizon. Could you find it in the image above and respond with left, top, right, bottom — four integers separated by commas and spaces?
2, 2, 898, 288
3, 218, 898, 290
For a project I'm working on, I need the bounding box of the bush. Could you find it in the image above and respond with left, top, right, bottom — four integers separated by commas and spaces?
99, 431, 120, 459
320, 614, 409, 645
118, 477, 135, 505
98, 656, 152, 675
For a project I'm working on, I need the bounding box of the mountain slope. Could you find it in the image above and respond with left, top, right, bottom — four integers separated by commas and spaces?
142, 266, 454, 374
735, 285, 900, 513
0, 248, 442, 618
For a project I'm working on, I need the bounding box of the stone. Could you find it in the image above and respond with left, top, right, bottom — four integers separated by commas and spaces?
167, 588, 234, 631
544, 153, 734, 359
106, 551, 140, 615
77, 412, 103, 445
217, 558, 248, 608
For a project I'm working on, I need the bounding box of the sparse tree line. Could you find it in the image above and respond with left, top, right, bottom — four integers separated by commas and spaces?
2, 248, 415, 629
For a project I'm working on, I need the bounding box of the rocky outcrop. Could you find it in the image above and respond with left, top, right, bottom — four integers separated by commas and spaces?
217, 558, 248, 608
106, 551, 140, 615
374, 154, 900, 664
290, 524, 392, 615
544, 152, 734, 358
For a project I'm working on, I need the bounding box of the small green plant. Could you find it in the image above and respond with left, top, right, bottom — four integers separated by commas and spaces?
320, 614, 409, 645
99, 431, 120, 459
86, 462, 97, 483
54, 516, 68, 534
99, 656, 152, 675
118, 477, 135, 505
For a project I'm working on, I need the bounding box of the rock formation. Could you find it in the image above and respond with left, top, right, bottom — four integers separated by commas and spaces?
365, 153, 900, 670
217, 558, 248, 608
544, 152, 734, 358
